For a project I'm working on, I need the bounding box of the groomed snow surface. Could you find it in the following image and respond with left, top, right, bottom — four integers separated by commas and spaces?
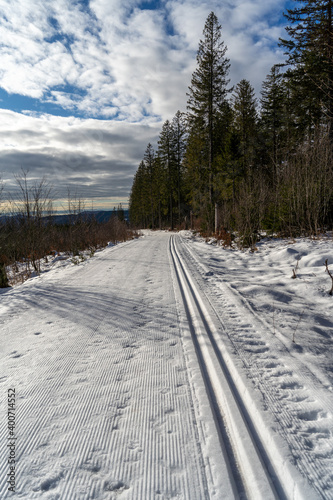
0, 230, 332, 499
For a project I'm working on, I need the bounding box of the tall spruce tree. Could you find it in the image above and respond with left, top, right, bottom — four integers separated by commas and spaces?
129, 161, 148, 227
171, 111, 187, 225
184, 117, 208, 217
158, 112, 188, 228
232, 79, 258, 176
280, 0, 333, 137
158, 120, 175, 229
260, 65, 287, 182
186, 11, 231, 221
143, 143, 156, 229
129, 145, 166, 228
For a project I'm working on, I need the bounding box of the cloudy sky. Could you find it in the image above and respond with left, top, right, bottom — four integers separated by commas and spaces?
0, 0, 292, 211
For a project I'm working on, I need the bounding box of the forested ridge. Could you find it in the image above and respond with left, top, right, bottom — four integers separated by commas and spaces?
129, 4, 333, 246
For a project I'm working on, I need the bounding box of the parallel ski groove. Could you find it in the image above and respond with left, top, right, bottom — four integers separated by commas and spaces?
170, 235, 283, 500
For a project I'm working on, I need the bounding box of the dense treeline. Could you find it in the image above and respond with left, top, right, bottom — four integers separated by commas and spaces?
0, 172, 135, 287
129, 111, 187, 230
129, 5, 333, 246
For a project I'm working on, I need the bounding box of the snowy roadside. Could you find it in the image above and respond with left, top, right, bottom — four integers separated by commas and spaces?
178, 230, 333, 498
0, 239, 135, 321
3, 239, 131, 289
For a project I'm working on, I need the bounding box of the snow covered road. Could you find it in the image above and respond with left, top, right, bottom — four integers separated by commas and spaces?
0, 231, 332, 499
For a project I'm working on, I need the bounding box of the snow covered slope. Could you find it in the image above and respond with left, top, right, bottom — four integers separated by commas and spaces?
0, 231, 332, 499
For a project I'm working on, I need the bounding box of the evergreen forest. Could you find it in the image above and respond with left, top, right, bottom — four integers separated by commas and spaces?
129, 4, 333, 246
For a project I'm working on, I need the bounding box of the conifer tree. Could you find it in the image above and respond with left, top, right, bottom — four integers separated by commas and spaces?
280, 0, 333, 136
157, 113, 188, 228
171, 111, 187, 225
143, 143, 156, 228
260, 65, 287, 182
129, 161, 148, 227
184, 117, 208, 216
158, 120, 175, 229
232, 79, 258, 176
187, 13, 230, 187
186, 11, 231, 228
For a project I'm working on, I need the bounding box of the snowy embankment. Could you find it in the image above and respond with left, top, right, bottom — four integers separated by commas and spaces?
0, 231, 332, 499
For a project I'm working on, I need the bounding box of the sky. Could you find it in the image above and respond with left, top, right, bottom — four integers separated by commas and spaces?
0, 0, 293, 211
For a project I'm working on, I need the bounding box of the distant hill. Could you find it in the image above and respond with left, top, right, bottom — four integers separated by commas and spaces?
48, 210, 129, 225
0, 210, 129, 226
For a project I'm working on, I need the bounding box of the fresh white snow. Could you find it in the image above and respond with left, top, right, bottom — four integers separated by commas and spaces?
0, 230, 332, 499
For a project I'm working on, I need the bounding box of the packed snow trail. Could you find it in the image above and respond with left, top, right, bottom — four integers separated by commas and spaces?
0, 231, 327, 499
0, 232, 228, 499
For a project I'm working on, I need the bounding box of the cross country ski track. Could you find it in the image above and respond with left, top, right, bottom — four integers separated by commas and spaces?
169, 235, 321, 500
0, 231, 328, 499
176, 233, 333, 500
170, 235, 282, 500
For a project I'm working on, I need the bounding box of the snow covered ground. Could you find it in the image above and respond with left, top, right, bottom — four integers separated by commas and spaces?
0, 230, 332, 499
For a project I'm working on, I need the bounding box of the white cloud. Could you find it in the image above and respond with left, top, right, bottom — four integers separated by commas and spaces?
0, 0, 291, 204
0, 109, 161, 199
0, 0, 290, 119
